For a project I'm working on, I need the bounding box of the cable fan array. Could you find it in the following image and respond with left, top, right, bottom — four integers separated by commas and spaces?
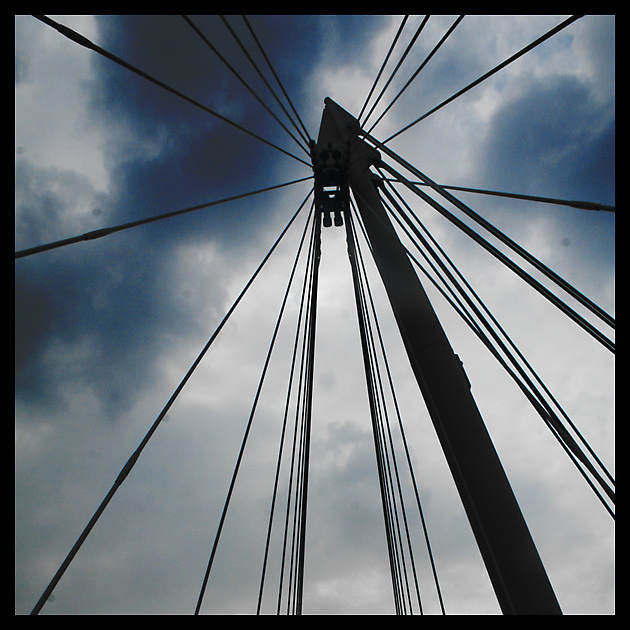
363, 156, 615, 517
345, 206, 445, 614
19, 14, 613, 615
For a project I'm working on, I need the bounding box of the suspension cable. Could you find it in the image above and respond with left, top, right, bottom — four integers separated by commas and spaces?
32, 15, 311, 167
403, 180, 614, 213
380, 178, 615, 213
347, 203, 449, 613
366, 15, 465, 135
358, 15, 409, 124
364, 133, 614, 331
361, 16, 430, 129
194, 196, 316, 615
294, 199, 321, 614
257, 207, 317, 614
349, 204, 446, 613
345, 206, 405, 611
241, 15, 312, 146
182, 15, 309, 156
29, 188, 313, 616
373, 159, 614, 353
377, 179, 614, 515
15, 176, 313, 259
383, 15, 584, 144
223, 14, 312, 150
219, 14, 311, 151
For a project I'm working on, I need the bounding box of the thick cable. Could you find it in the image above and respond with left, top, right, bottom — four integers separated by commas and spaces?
379, 175, 614, 477
33, 15, 310, 167
29, 188, 312, 616
374, 159, 614, 353
384, 15, 584, 143
15, 176, 313, 259
377, 180, 614, 514
194, 194, 316, 615
354, 171, 614, 515
365, 134, 614, 331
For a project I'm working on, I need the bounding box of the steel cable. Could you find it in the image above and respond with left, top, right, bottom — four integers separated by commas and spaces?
33, 15, 311, 167
194, 194, 316, 614
366, 15, 465, 135
383, 15, 584, 143
376, 178, 614, 516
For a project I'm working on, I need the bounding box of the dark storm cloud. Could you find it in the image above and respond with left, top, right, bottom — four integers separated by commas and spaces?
87, 16, 309, 235
14, 13, 399, 437
479, 74, 614, 203
14, 15, 329, 421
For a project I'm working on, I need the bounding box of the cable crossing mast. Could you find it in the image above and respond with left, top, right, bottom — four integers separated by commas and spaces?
312, 97, 562, 615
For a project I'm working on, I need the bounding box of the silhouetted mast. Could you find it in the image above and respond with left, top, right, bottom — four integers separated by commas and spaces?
312, 97, 562, 615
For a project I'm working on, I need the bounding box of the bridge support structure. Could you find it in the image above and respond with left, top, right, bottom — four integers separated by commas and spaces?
314, 97, 562, 615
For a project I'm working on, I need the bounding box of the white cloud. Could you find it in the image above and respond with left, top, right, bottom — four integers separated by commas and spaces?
15, 16, 109, 193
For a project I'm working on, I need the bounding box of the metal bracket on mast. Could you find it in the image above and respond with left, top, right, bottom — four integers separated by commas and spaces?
316, 97, 562, 615
310, 109, 351, 227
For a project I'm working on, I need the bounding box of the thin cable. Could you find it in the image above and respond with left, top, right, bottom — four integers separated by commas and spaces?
241, 15, 312, 145
29, 188, 313, 616
367, 15, 465, 135
257, 209, 317, 614
361, 16, 430, 129
358, 15, 409, 124
33, 15, 310, 167
380, 178, 616, 213
348, 209, 422, 613
294, 205, 321, 614
345, 206, 420, 613
219, 14, 311, 151
350, 200, 446, 613
219, 15, 310, 149
15, 176, 313, 259
194, 194, 316, 615
182, 15, 309, 156
231, 15, 312, 149
276, 222, 318, 614
384, 15, 584, 143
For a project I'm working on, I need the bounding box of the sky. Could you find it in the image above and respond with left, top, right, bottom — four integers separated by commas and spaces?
15, 15, 614, 615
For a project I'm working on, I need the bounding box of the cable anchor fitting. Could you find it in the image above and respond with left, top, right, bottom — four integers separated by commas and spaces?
311, 139, 350, 227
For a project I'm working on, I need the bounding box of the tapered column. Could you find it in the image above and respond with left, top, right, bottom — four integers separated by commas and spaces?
317, 97, 561, 614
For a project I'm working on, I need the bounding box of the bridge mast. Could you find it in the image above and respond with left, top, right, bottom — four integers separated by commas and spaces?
313, 97, 562, 615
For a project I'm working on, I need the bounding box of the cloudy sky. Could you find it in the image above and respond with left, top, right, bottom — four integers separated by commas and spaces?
15, 15, 614, 615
